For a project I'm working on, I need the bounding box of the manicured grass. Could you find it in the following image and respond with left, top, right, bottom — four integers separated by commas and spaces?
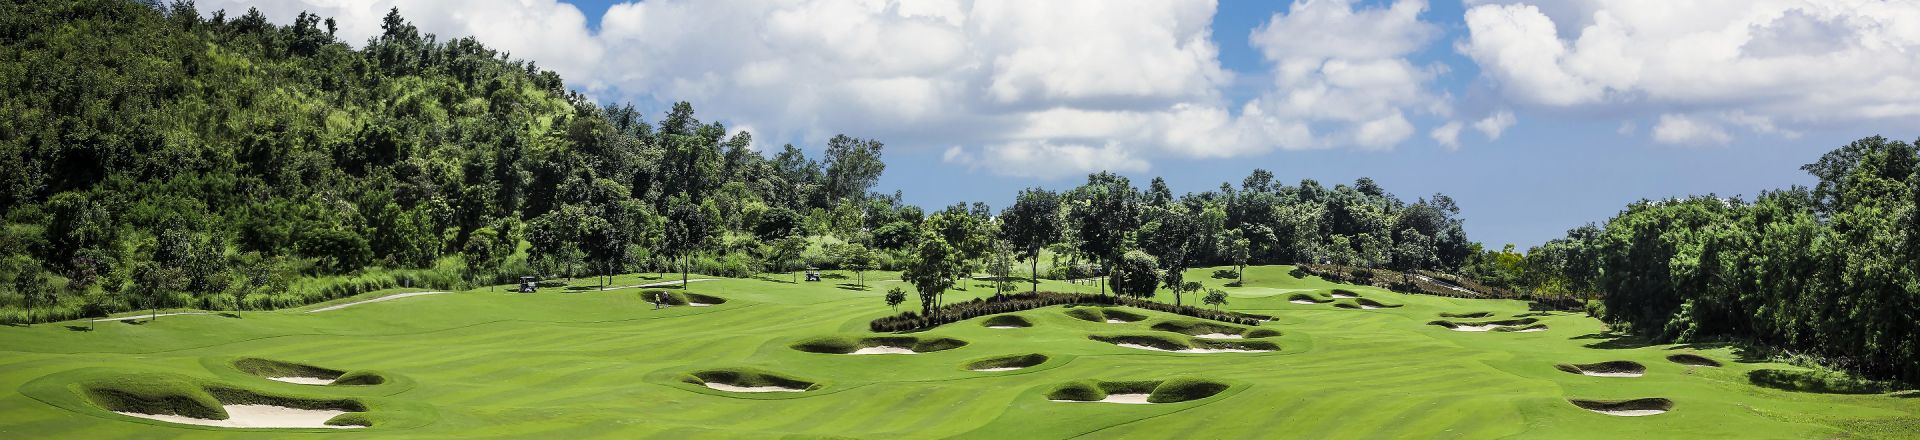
0, 265, 1915, 438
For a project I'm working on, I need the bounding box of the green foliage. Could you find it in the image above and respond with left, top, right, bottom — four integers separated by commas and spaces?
1107, 250, 1160, 298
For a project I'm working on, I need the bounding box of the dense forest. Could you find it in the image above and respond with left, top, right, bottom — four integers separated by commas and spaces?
1471, 136, 1920, 383
0, 0, 1476, 324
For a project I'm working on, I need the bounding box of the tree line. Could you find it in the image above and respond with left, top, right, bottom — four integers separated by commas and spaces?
1470, 136, 1920, 383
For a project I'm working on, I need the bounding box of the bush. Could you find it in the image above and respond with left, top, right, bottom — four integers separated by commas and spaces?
1210, 269, 1239, 279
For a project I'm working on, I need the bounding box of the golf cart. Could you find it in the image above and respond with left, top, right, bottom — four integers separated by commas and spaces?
805, 267, 822, 282
519, 276, 539, 293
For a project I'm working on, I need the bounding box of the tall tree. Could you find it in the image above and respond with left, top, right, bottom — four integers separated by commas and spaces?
1000, 188, 1062, 293
1069, 172, 1141, 295
901, 231, 958, 316
822, 135, 885, 204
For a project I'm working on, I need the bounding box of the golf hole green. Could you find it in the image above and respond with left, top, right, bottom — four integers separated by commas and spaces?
791, 336, 968, 355
967, 354, 1048, 372
1568, 398, 1673, 416
81, 373, 370, 429
1046, 379, 1229, 404
982, 315, 1033, 329
1556, 361, 1646, 378
1667, 354, 1722, 367
233, 358, 385, 386
683, 368, 817, 393
1090, 334, 1278, 353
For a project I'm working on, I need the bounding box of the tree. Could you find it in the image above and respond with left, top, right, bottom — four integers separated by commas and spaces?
1108, 250, 1160, 299
1069, 172, 1141, 295
1203, 289, 1229, 310
901, 231, 958, 316
767, 236, 810, 283
1224, 228, 1251, 285
663, 195, 715, 288
463, 227, 505, 291
987, 240, 1017, 296
822, 134, 885, 203
838, 243, 873, 287
884, 287, 907, 313
1000, 188, 1062, 293
1143, 204, 1201, 305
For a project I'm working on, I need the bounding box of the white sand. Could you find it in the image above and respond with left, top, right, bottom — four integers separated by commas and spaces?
1449, 324, 1500, 332
1051, 393, 1153, 404
688, 302, 715, 307
1290, 299, 1317, 304
1115, 343, 1271, 353
849, 346, 916, 355
1359, 305, 1382, 309
267, 376, 334, 385
987, 325, 1022, 329
117, 404, 361, 429
1331, 293, 1358, 298
1105, 319, 1130, 324
704, 383, 806, 393
1579, 371, 1644, 378
1587, 409, 1665, 416
1193, 333, 1243, 339
1516, 327, 1548, 333
971, 366, 1025, 372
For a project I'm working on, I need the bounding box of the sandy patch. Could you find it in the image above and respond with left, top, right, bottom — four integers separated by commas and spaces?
308, 291, 446, 313
987, 325, 1021, 329
1115, 343, 1270, 354
1105, 319, 1130, 324
1515, 327, 1547, 332
1359, 305, 1382, 310
118, 404, 361, 429
850, 346, 916, 355
688, 302, 715, 307
1331, 293, 1358, 298
1289, 299, 1317, 304
704, 383, 806, 393
1193, 333, 1243, 339
1589, 409, 1665, 416
1582, 371, 1642, 378
1448, 325, 1500, 332
971, 366, 1025, 372
1052, 393, 1153, 404
268, 376, 334, 385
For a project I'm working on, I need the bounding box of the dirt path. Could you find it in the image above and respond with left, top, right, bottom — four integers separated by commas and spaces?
306, 291, 448, 313
93, 312, 215, 322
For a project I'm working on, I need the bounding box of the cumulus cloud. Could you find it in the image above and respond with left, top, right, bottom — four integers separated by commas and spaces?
1473, 110, 1517, 140
1244, 0, 1449, 149
196, 0, 604, 83
943, 140, 1148, 179
1461, 0, 1920, 143
1651, 114, 1730, 146
1430, 122, 1464, 150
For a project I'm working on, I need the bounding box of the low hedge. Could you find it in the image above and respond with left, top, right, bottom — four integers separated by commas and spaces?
869, 291, 1265, 332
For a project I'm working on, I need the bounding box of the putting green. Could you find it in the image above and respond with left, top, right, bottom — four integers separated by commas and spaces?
1, 266, 1915, 438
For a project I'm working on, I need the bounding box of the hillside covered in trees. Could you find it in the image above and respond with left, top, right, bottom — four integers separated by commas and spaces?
0, 0, 1481, 325
1470, 136, 1920, 384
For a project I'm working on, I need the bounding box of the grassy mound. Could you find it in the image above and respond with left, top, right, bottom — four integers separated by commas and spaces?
789, 336, 969, 354
77, 373, 370, 427
1287, 293, 1333, 304
1667, 354, 1722, 367
1439, 311, 1494, 318
1089, 334, 1279, 352
981, 315, 1033, 328
681, 368, 818, 391
1046, 379, 1230, 403
1065, 307, 1147, 323
1556, 361, 1646, 377
232, 358, 344, 382
1330, 289, 1361, 298
1355, 298, 1401, 308
966, 354, 1049, 371
1150, 321, 1249, 337
1568, 398, 1673, 415
331, 371, 388, 386
1746, 369, 1893, 394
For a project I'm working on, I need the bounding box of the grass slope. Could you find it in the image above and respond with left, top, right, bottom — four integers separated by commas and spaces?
0, 266, 1915, 438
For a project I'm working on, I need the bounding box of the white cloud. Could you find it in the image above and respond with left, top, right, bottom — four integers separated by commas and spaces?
1462, 0, 1920, 141
1652, 114, 1731, 145
1473, 110, 1517, 140
1431, 121, 1464, 150
944, 140, 1149, 179
1245, 0, 1449, 149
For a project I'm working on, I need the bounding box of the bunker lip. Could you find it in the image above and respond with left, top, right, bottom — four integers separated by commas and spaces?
1667, 354, 1723, 367
1569, 398, 1673, 416
231, 358, 376, 386
1050, 393, 1151, 404
981, 315, 1033, 329
703, 383, 806, 393
1287, 293, 1332, 304
685, 368, 817, 393
967, 353, 1049, 372
1430, 318, 1540, 332
1067, 308, 1147, 323
1330, 289, 1361, 299
1046, 379, 1230, 404
1557, 361, 1647, 378
117, 404, 364, 429
1092, 334, 1277, 354
268, 377, 335, 385
790, 336, 968, 355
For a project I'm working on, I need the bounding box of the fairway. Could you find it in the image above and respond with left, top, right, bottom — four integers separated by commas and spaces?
2, 265, 1914, 439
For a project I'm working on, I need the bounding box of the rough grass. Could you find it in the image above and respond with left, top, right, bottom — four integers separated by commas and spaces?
1568, 398, 1673, 412
1667, 354, 1723, 367
682, 368, 818, 391
1747, 369, 1894, 394
967, 354, 1049, 370
982, 315, 1033, 328
1555, 361, 1646, 376
789, 336, 968, 354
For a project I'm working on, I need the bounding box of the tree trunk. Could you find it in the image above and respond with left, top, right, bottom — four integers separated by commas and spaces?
1238, 264, 1245, 285
1030, 254, 1040, 293
681, 256, 690, 290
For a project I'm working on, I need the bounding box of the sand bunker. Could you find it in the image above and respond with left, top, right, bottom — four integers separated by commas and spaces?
1557, 361, 1647, 378
1116, 343, 1270, 353
1667, 354, 1722, 367
1569, 398, 1673, 416
703, 383, 805, 393
1092, 334, 1277, 353
1193, 333, 1243, 339
1105, 319, 1129, 324
1431, 318, 1540, 332
119, 404, 362, 429
967, 353, 1048, 372
850, 346, 917, 355
1330, 289, 1360, 298
230, 358, 384, 386
1051, 393, 1152, 404
267, 377, 334, 385
1067, 308, 1147, 323
1290, 299, 1317, 304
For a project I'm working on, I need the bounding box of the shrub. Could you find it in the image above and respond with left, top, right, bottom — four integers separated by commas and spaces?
1210, 269, 1239, 279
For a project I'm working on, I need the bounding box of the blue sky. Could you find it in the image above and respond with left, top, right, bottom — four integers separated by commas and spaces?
205, 0, 1916, 248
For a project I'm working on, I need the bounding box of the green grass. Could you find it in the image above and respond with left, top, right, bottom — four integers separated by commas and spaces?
0, 264, 1915, 438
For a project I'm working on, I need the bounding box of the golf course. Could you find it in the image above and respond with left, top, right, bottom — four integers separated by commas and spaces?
3, 265, 1915, 438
